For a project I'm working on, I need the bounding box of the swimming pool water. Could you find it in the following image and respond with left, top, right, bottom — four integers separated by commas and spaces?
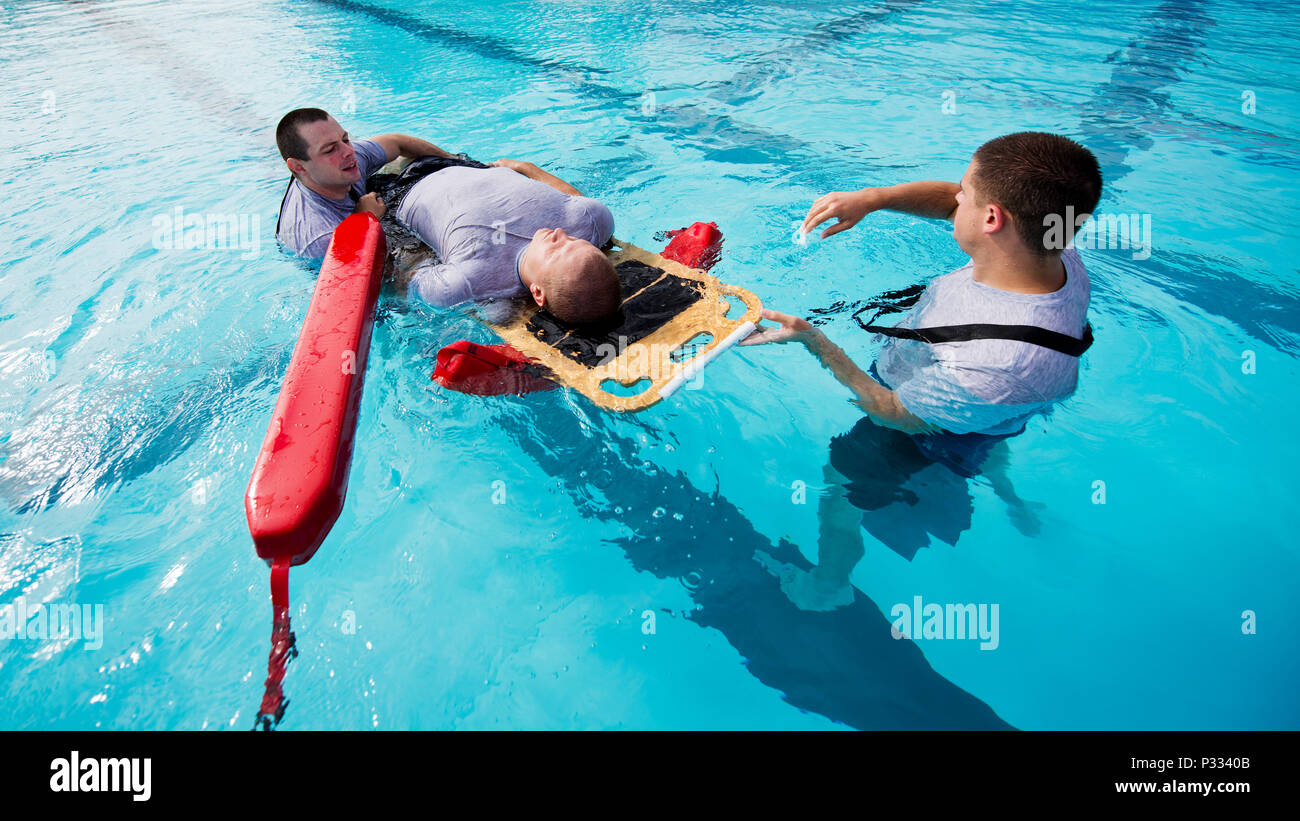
0, 0, 1297, 729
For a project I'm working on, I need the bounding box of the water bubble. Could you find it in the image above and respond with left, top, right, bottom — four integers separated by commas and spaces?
652, 507, 666, 518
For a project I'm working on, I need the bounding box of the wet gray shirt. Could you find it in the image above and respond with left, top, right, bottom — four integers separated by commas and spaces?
876, 247, 1091, 435
275, 138, 389, 259
395, 165, 614, 307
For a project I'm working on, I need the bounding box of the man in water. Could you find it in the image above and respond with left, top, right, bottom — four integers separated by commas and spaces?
743, 132, 1102, 608
275, 108, 620, 324
275, 108, 446, 258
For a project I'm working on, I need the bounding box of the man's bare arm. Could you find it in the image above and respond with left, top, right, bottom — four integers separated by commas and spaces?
740, 309, 940, 435
370, 133, 456, 164
491, 158, 581, 196
802, 181, 961, 238
801, 330, 938, 434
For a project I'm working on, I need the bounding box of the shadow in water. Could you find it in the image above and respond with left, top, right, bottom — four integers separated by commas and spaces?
506, 403, 1012, 730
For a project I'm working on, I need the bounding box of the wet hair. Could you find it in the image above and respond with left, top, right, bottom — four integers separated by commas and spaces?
971, 132, 1103, 256
276, 108, 331, 162
545, 250, 621, 325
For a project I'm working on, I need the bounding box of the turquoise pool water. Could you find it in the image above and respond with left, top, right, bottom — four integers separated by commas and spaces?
1, 0, 1296, 729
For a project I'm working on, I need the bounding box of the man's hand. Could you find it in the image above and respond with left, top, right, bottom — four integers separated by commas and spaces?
802, 189, 880, 239
354, 192, 386, 220
740, 309, 817, 346
741, 307, 937, 434
491, 158, 534, 174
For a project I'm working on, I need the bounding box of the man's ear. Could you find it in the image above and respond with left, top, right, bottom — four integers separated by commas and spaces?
984, 202, 1006, 234
286, 158, 305, 178
530, 282, 545, 307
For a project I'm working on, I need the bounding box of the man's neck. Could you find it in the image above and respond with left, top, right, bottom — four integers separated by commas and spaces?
297, 174, 352, 201
517, 241, 537, 289
970, 245, 1066, 294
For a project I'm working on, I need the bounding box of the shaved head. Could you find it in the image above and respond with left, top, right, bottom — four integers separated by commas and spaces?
522, 227, 622, 324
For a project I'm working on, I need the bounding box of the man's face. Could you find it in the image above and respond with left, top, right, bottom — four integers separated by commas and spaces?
953, 159, 996, 256
528, 227, 603, 295
292, 116, 361, 189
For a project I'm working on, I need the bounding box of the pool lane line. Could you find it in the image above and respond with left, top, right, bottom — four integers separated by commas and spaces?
1078, 0, 1214, 182
61, 0, 269, 140
296, 0, 919, 181
1073, 0, 1300, 354
304, 0, 613, 78
701, 0, 926, 106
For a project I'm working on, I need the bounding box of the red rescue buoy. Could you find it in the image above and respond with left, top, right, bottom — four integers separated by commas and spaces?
661, 221, 723, 271
245, 212, 387, 567
432, 339, 558, 396
246, 212, 386, 728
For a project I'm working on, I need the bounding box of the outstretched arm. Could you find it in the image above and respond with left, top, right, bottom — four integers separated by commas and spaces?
740, 309, 939, 435
803, 181, 961, 238
491, 158, 581, 196
370, 133, 456, 164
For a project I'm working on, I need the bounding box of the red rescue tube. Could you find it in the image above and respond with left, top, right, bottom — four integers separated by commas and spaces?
244, 213, 387, 566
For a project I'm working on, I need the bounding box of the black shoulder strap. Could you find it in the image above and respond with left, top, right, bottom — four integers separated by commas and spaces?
808, 282, 926, 326
276, 173, 363, 231
861, 320, 1094, 357
275, 177, 294, 235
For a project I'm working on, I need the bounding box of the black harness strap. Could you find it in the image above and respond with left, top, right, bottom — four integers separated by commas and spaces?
276, 175, 364, 235
860, 320, 1094, 357
275, 177, 294, 235
848, 283, 1094, 357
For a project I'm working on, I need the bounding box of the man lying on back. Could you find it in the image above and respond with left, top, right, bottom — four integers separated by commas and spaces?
275, 107, 620, 324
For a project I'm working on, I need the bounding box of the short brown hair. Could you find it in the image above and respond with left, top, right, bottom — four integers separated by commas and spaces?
547, 254, 621, 325
972, 132, 1102, 255
276, 108, 331, 162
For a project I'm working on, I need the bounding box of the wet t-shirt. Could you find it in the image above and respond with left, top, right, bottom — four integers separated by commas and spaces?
395, 165, 614, 307
276, 138, 389, 259
875, 247, 1091, 435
